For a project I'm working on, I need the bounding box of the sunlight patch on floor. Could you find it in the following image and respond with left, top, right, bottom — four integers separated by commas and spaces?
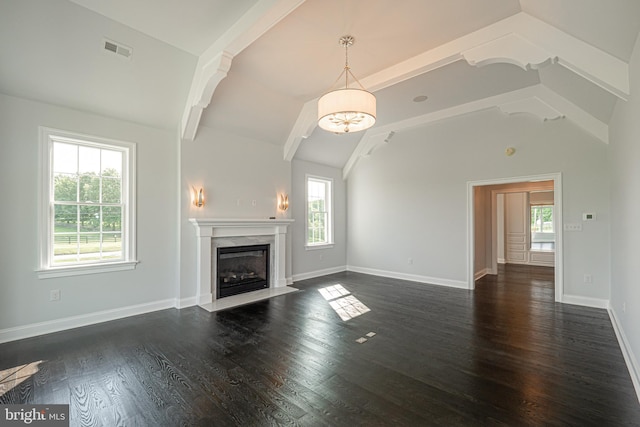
318, 284, 371, 321
0, 361, 44, 397
318, 284, 350, 300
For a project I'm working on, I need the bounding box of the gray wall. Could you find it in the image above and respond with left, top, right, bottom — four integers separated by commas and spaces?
291, 159, 347, 280
609, 32, 640, 386
347, 108, 611, 300
0, 93, 179, 333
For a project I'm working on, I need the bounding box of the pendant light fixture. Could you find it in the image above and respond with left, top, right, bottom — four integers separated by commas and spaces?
318, 36, 376, 134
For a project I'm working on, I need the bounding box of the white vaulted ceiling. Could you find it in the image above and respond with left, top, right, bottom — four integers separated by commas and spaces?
68, 0, 260, 55
1, 0, 639, 173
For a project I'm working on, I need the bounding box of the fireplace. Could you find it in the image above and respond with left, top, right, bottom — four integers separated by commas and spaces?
189, 218, 294, 307
217, 244, 270, 298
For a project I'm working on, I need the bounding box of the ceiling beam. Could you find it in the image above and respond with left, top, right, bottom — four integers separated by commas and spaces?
496, 96, 564, 121
509, 13, 630, 100
462, 33, 557, 70
342, 84, 609, 179
181, 0, 306, 141
284, 11, 629, 163
283, 100, 317, 161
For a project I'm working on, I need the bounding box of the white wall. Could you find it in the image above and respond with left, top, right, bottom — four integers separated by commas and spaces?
179, 126, 292, 303
0, 93, 179, 337
291, 159, 347, 280
347, 109, 610, 299
609, 33, 640, 392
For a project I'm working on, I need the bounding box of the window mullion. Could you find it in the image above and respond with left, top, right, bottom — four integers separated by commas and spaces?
99, 206, 103, 258
74, 204, 80, 262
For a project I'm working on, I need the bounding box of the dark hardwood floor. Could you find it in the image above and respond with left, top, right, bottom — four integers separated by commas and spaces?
2, 265, 639, 426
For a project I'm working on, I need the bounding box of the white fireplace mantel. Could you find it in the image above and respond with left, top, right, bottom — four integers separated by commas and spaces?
189, 218, 294, 306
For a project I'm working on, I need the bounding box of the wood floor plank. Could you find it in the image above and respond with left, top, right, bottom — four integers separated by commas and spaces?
1, 264, 639, 425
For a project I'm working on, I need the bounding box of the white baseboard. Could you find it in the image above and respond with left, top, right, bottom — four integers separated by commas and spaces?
347, 265, 468, 289
286, 277, 294, 286
474, 268, 490, 281
176, 296, 197, 309
561, 294, 609, 309
527, 261, 555, 267
498, 258, 506, 264
608, 307, 640, 404
292, 266, 347, 282
0, 299, 176, 344
197, 292, 213, 306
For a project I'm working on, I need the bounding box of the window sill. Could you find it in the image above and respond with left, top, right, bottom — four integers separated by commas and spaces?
305, 244, 334, 251
37, 260, 139, 279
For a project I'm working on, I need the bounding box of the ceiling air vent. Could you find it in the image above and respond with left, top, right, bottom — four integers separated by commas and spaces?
103, 38, 132, 60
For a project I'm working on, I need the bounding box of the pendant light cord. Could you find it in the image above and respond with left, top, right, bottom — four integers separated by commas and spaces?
344, 41, 350, 88
323, 36, 367, 93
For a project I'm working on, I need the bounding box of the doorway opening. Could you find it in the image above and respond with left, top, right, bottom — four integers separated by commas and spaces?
467, 173, 563, 302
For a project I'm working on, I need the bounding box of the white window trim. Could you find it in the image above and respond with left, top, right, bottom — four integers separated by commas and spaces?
37, 127, 138, 278
305, 243, 335, 251
305, 174, 334, 248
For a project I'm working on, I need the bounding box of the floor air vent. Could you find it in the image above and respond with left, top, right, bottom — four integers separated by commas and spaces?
103, 39, 132, 60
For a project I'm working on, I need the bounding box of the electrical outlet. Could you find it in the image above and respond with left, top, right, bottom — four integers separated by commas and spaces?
50, 289, 60, 302
407, 257, 413, 265
583, 274, 592, 284
252, 200, 257, 207
623, 302, 626, 313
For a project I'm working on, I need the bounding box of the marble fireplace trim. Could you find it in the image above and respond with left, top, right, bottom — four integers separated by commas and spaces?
189, 218, 294, 306
213, 235, 276, 295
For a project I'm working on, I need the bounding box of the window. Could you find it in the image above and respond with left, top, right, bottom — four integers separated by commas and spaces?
306, 175, 333, 247
530, 205, 555, 242
531, 205, 554, 234
38, 128, 137, 278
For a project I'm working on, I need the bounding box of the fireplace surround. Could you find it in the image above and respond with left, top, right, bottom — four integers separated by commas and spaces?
189, 218, 294, 307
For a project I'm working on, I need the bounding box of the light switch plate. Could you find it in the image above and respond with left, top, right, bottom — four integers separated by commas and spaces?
563, 223, 582, 231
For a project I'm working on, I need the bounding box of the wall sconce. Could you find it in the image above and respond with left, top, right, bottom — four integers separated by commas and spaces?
278, 193, 289, 212
193, 187, 205, 207
505, 147, 516, 156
